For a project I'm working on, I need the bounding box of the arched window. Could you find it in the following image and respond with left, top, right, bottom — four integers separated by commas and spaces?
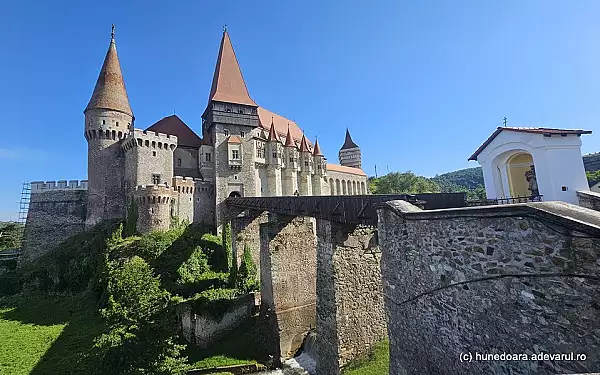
342, 180, 347, 195
106, 129, 110, 139
335, 179, 341, 195
329, 178, 335, 195
145, 140, 149, 147
152, 141, 156, 148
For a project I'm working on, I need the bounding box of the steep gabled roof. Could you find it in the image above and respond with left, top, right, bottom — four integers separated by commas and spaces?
340, 129, 359, 150
85, 26, 133, 117
146, 115, 202, 148
227, 135, 242, 144
208, 31, 257, 106
469, 127, 592, 161
257, 107, 310, 147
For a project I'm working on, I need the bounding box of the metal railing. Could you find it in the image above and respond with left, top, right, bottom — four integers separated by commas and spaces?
466, 195, 543, 207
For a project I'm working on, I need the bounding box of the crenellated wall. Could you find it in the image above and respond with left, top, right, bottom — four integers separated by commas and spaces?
132, 185, 174, 233
171, 176, 195, 223
377, 201, 600, 375
22, 187, 88, 262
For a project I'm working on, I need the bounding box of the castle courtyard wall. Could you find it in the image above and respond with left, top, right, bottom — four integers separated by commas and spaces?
377, 201, 600, 375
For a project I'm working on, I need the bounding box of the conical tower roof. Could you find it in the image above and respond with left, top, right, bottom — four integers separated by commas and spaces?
341, 129, 359, 150
284, 125, 296, 147
208, 29, 257, 106
267, 119, 281, 142
312, 138, 323, 156
299, 134, 311, 153
85, 25, 133, 117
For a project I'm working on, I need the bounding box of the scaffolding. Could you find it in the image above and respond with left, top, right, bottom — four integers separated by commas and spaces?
18, 182, 31, 225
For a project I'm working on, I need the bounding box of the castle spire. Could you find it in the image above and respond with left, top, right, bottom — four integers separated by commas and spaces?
85, 25, 133, 117
208, 29, 257, 106
299, 134, 311, 153
341, 128, 358, 150
312, 138, 323, 156
267, 119, 281, 142
284, 124, 296, 147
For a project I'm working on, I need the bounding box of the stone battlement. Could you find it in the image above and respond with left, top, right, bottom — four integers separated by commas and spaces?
31, 180, 88, 194
133, 184, 174, 205
172, 176, 195, 194
122, 129, 178, 152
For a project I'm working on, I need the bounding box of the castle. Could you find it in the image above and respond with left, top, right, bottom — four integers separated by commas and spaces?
23, 26, 368, 259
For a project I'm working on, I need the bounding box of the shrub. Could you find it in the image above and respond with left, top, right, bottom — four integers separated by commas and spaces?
188, 288, 239, 321
236, 243, 259, 294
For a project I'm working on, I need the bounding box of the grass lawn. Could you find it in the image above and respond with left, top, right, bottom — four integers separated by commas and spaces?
0, 292, 105, 375
343, 340, 390, 375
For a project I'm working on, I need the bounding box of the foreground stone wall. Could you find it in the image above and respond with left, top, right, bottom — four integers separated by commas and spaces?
315, 219, 387, 375
259, 215, 317, 360
180, 293, 255, 348
377, 201, 600, 375
22, 190, 87, 262
577, 190, 600, 211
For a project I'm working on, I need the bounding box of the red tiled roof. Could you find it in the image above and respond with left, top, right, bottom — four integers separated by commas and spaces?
257, 107, 310, 147
146, 115, 202, 148
227, 135, 242, 144
85, 33, 133, 117
208, 31, 257, 106
469, 127, 593, 161
267, 120, 281, 143
299, 134, 311, 152
312, 139, 323, 156
284, 126, 296, 148
327, 164, 366, 176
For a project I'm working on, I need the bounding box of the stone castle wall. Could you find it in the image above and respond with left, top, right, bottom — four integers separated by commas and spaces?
133, 185, 174, 233
377, 201, 600, 375
171, 176, 195, 223
22, 186, 88, 262
315, 220, 387, 375
123, 129, 177, 190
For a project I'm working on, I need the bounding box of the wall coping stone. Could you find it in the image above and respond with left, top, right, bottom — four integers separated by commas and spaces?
377, 200, 600, 236
577, 190, 600, 199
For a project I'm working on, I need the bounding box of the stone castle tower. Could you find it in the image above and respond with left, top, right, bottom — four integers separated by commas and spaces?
84, 26, 134, 228
338, 129, 361, 169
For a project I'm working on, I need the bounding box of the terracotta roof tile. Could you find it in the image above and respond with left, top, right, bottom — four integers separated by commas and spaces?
284, 126, 296, 148
227, 135, 242, 144
85, 32, 133, 117
312, 139, 323, 156
469, 127, 592, 161
299, 134, 311, 153
257, 107, 311, 147
146, 115, 202, 148
267, 120, 281, 143
208, 31, 257, 106
327, 164, 366, 176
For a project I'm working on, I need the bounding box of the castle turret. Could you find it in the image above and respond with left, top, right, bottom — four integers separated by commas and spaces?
84, 25, 134, 227
338, 129, 362, 169
282, 125, 299, 195
266, 120, 283, 196
298, 134, 313, 195
312, 138, 326, 195
133, 185, 174, 233
202, 28, 260, 230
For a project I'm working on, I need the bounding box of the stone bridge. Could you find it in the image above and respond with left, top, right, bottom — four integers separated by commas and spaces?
225, 193, 465, 374
226, 194, 600, 375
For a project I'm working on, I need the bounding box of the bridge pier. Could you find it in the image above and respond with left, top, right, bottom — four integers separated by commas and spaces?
315, 219, 387, 375
259, 214, 317, 361
231, 210, 268, 269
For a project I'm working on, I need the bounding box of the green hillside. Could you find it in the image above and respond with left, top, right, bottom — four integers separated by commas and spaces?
431, 167, 484, 192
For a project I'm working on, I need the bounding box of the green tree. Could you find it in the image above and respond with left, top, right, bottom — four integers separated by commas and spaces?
0, 222, 24, 251
236, 243, 259, 294
372, 172, 441, 194
586, 170, 600, 185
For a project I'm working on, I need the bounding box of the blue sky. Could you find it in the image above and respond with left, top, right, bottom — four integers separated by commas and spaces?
1, 0, 600, 220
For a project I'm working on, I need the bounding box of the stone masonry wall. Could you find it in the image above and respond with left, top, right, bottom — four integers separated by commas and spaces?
231, 211, 268, 269
315, 219, 387, 375
259, 215, 317, 360
577, 190, 600, 212
22, 190, 87, 262
377, 201, 600, 375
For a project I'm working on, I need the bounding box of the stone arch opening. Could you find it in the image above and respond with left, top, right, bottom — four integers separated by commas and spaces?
229, 191, 242, 198
506, 152, 536, 198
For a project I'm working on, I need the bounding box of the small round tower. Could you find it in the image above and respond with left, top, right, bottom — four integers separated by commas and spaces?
133, 185, 174, 233
84, 25, 134, 227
